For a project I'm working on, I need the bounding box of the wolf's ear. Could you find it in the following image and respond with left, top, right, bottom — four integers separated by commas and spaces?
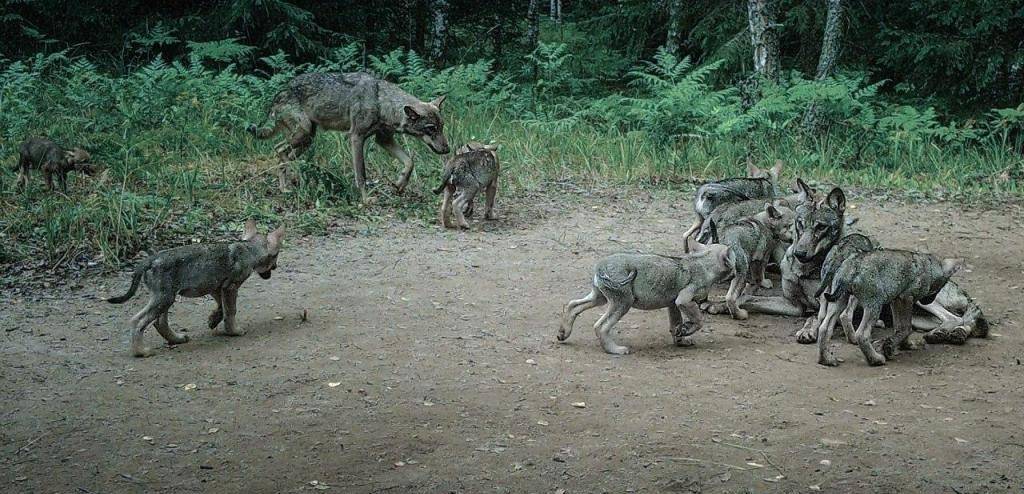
770, 159, 783, 180
826, 187, 846, 213
685, 236, 706, 253
746, 158, 762, 178
795, 178, 816, 203
720, 246, 738, 273
483, 143, 499, 152
243, 219, 258, 241
430, 95, 446, 108
267, 225, 286, 252
765, 203, 782, 220
403, 105, 421, 121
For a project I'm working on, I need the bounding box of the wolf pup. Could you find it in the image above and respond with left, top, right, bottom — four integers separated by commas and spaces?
818, 249, 962, 366
682, 159, 782, 250
249, 72, 450, 197
705, 203, 794, 319
558, 238, 736, 355
107, 220, 285, 358
808, 233, 877, 347
434, 141, 500, 229
16, 136, 94, 191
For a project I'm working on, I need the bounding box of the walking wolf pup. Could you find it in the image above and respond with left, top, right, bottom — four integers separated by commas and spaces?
434, 141, 500, 229
558, 238, 736, 355
107, 221, 285, 357
249, 72, 450, 197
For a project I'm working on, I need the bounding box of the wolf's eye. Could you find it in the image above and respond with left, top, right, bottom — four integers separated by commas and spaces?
424, 124, 436, 132
815, 223, 827, 231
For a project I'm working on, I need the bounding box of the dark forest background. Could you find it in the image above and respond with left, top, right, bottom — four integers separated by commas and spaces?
1, 0, 1022, 268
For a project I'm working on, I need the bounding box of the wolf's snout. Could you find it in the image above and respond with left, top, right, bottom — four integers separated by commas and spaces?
259, 271, 272, 280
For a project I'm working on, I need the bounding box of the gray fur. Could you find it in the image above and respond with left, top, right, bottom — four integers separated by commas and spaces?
704, 204, 795, 320
435, 141, 500, 229
558, 239, 735, 355
16, 136, 93, 191
682, 160, 782, 248
107, 221, 285, 358
249, 72, 450, 196
818, 249, 961, 366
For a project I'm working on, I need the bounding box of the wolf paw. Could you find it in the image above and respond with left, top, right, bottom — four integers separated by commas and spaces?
603, 344, 631, 355
705, 302, 728, 315
818, 351, 840, 367
924, 326, 970, 345
557, 326, 571, 342
674, 335, 695, 347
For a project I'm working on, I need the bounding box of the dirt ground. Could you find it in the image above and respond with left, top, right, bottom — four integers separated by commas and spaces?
2, 187, 1024, 494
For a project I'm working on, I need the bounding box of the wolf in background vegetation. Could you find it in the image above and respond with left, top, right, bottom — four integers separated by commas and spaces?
15, 136, 94, 192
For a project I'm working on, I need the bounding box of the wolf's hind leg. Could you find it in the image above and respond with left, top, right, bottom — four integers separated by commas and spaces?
452, 190, 474, 230
559, 288, 606, 342
484, 179, 498, 220
129, 295, 172, 357
855, 304, 886, 366
154, 312, 189, 345
594, 301, 631, 355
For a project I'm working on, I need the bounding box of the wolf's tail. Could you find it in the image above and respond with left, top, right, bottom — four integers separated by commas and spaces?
433, 167, 454, 195
106, 259, 150, 304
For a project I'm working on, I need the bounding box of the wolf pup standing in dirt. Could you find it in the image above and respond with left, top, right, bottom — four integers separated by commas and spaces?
107, 221, 285, 358
818, 249, 962, 366
248, 72, 450, 197
435, 141, 500, 229
15, 136, 94, 191
704, 203, 794, 320
682, 159, 782, 249
558, 238, 736, 355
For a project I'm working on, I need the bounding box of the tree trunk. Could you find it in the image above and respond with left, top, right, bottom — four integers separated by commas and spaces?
665, 0, 682, 57
528, 0, 540, 79
813, 0, 843, 80
550, 0, 561, 23
492, 13, 504, 65
803, 0, 843, 130
747, 0, 780, 81
429, 0, 449, 64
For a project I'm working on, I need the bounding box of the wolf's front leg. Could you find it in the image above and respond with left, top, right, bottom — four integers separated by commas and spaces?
209, 291, 224, 329
220, 288, 245, 336
376, 132, 414, 193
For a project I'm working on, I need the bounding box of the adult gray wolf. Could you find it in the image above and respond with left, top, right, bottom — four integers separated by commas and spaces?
249, 72, 450, 198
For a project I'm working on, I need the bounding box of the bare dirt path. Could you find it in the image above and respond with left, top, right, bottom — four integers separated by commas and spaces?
3, 188, 1024, 493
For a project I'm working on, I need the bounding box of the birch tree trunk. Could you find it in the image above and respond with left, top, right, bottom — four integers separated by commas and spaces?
528, 0, 540, 80
803, 0, 844, 130
550, 0, 562, 23
429, 0, 449, 64
665, 0, 682, 57
747, 0, 780, 81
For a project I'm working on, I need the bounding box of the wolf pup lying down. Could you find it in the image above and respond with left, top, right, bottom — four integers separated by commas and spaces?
107, 221, 285, 357
435, 141, 500, 229
558, 238, 735, 355
817, 248, 962, 367
682, 160, 782, 250
16, 136, 94, 191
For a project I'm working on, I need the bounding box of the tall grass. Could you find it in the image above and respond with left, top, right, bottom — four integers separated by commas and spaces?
1, 46, 1021, 269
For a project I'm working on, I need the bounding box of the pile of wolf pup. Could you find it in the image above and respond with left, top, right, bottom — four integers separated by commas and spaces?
560, 161, 989, 366
16, 71, 986, 365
